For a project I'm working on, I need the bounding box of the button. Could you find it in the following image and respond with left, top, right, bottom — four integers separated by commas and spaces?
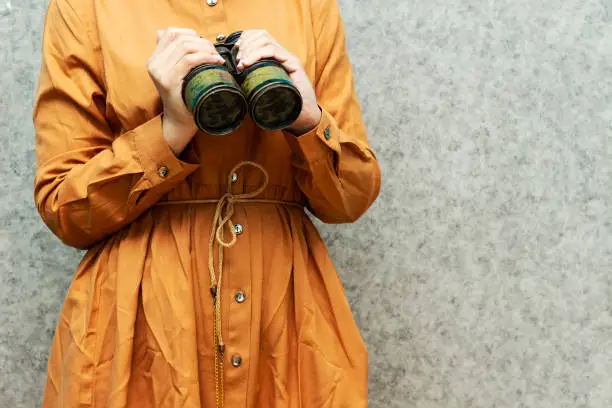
158, 166, 169, 178
324, 127, 331, 140
216, 34, 226, 42
231, 354, 242, 367
234, 290, 246, 303
234, 224, 243, 235
231, 172, 238, 183
206, 0, 217, 5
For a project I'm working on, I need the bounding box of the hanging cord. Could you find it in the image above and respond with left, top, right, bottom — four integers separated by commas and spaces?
154, 161, 302, 408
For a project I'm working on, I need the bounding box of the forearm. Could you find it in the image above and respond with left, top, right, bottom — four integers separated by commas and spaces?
34, 115, 200, 249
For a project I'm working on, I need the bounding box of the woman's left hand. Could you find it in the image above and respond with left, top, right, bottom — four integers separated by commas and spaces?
235, 30, 321, 135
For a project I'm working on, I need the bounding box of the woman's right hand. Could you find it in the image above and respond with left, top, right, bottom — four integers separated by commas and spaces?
148, 28, 226, 156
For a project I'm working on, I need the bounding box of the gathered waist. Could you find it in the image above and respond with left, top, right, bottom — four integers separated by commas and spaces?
153, 198, 304, 208
161, 160, 304, 408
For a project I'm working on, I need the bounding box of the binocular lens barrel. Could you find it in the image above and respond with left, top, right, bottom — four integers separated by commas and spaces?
182, 65, 247, 135
241, 61, 302, 131
181, 32, 303, 135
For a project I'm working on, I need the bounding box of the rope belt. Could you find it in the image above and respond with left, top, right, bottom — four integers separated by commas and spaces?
153, 161, 303, 408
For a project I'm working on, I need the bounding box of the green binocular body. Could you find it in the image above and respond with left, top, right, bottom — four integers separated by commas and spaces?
181, 31, 303, 135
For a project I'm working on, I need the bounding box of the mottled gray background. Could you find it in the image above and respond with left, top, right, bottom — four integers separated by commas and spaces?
1, 0, 611, 406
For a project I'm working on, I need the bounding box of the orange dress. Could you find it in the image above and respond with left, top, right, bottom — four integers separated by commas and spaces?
33, 0, 381, 407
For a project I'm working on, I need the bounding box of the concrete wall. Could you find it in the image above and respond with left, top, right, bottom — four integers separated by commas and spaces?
1, 0, 611, 406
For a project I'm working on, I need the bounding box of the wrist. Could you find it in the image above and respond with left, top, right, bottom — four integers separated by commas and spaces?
285, 105, 322, 136
161, 114, 198, 156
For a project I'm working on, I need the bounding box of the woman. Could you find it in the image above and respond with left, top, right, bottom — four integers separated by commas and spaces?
33, 0, 381, 406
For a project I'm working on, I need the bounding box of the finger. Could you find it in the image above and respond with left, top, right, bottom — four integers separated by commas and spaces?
234, 29, 258, 46
234, 30, 266, 52
236, 35, 274, 61
165, 27, 199, 39
172, 51, 227, 80
241, 40, 290, 65
149, 37, 222, 80
162, 36, 221, 67
237, 44, 284, 69
152, 28, 195, 62
158, 27, 198, 50
151, 29, 193, 72
235, 31, 270, 55
241, 46, 301, 73
166, 36, 217, 58
152, 28, 184, 59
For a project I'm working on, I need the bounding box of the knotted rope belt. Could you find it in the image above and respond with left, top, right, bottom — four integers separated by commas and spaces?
153, 161, 303, 408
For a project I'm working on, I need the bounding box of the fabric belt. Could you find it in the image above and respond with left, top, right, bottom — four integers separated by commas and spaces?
153, 161, 303, 408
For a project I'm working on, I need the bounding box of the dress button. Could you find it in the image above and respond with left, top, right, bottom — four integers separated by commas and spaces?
158, 166, 169, 178
231, 172, 238, 183
231, 354, 243, 367
324, 127, 331, 140
216, 34, 226, 42
234, 224, 243, 235
234, 290, 246, 303
206, 0, 217, 6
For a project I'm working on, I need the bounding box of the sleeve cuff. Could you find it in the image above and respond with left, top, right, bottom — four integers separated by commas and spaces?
283, 107, 341, 164
129, 114, 200, 183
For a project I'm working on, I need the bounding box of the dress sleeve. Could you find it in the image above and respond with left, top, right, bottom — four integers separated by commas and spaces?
283, 0, 381, 223
33, 0, 200, 250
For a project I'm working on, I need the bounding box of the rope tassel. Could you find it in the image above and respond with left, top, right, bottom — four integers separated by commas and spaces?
208, 161, 270, 408
153, 160, 304, 408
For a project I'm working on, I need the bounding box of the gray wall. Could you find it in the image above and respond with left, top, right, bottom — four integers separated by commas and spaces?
1, 0, 611, 407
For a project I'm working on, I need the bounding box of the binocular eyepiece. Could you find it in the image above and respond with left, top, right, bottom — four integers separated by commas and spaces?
181, 31, 303, 135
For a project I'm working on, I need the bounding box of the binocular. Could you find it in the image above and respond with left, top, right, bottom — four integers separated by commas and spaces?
181, 31, 303, 135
